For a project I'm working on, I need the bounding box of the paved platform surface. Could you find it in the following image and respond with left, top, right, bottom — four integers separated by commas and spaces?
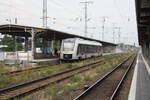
32, 58, 59, 65
128, 52, 150, 100
32, 58, 59, 62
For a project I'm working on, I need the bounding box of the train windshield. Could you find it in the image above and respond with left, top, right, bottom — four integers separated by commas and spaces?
63, 41, 75, 51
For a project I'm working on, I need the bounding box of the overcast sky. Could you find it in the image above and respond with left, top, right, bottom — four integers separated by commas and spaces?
0, 0, 138, 46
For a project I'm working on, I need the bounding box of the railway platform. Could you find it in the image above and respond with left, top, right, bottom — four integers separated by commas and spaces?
128, 52, 150, 100
32, 58, 59, 65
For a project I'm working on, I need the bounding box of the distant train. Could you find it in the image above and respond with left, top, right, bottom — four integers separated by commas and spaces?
60, 38, 103, 60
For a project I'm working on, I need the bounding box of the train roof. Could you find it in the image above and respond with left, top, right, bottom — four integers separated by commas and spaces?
63, 38, 102, 46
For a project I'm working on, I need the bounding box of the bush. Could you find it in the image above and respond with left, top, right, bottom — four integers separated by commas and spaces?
71, 75, 82, 82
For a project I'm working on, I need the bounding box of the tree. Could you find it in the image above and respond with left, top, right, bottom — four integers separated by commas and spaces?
0, 36, 23, 51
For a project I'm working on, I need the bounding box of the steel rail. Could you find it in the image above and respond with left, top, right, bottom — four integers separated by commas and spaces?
0, 60, 104, 99
74, 54, 135, 100
109, 55, 136, 100
1, 53, 119, 76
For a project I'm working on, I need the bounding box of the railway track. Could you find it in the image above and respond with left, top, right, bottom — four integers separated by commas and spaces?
1, 53, 122, 76
1, 58, 101, 76
74, 54, 136, 100
1, 65, 51, 76
0, 60, 104, 99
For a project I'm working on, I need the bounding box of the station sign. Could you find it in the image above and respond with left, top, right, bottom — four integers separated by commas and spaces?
6, 52, 17, 59
18, 52, 32, 60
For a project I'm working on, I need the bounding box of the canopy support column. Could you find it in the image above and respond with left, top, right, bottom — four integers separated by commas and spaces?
31, 28, 36, 60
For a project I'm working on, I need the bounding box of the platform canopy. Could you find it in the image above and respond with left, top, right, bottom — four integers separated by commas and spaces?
136, 0, 150, 46
0, 24, 116, 46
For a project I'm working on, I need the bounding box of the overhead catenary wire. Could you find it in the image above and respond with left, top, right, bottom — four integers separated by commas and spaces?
0, 0, 90, 27
49, 0, 81, 17
113, 0, 136, 44
80, 0, 93, 37
1, 0, 82, 25
113, 0, 127, 24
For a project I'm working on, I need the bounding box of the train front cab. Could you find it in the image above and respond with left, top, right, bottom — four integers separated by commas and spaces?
60, 39, 78, 60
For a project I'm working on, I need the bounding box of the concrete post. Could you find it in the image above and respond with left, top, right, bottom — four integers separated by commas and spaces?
31, 28, 35, 60
46, 39, 48, 54
25, 37, 28, 52
43, 38, 47, 54
144, 43, 146, 57
51, 40, 54, 56
12, 35, 16, 52
48, 39, 51, 53
146, 37, 149, 58
149, 36, 150, 61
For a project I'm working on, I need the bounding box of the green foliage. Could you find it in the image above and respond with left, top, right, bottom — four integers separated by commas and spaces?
0, 36, 23, 51
65, 63, 74, 68
0, 51, 134, 91
21, 51, 135, 100
71, 75, 82, 82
